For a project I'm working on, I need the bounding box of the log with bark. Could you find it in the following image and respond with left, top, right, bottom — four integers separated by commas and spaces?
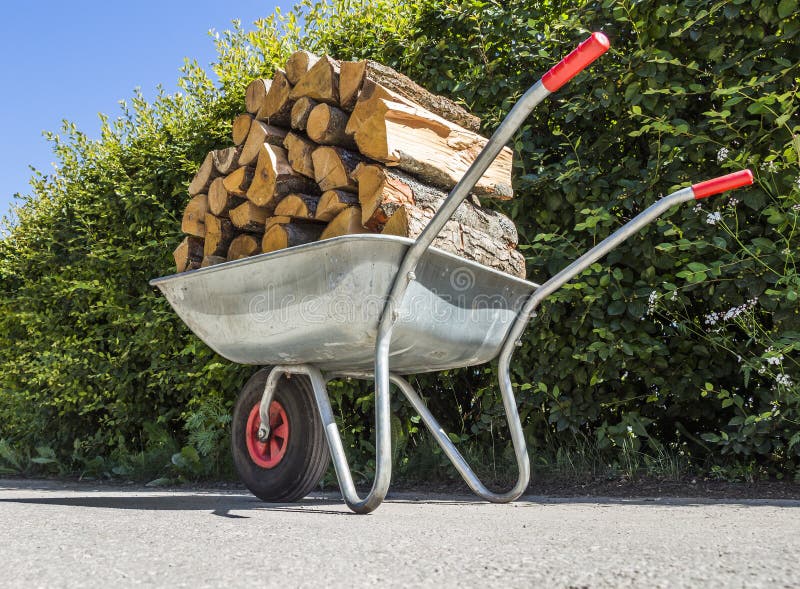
174, 236, 204, 272
346, 86, 513, 199
311, 146, 363, 192
232, 113, 253, 146
320, 207, 368, 240
339, 60, 480, 131
239, 121, 289, 167
245, 78, 272, 115
181, 194, 208, 237
315, 189, 359, 222
212, 147, 241, 175
188, 152, 218, 196
382, 205, 525, 277
203, 214, 236, 257
273, 193, 320, 219
289, 55, 340, 104
306, 103, 356, 149
285, 50, 320, 85
208, 177, 245, 217
201, 255, 227, 268
222, 166, 255, 197
247, 144, 319, 207
262, 221, 325, 253
256, 69, 294, 126
283, 132, 316, 179
229, 201, 270, 233
290, 96, 318, 131
227, 234, 262, 261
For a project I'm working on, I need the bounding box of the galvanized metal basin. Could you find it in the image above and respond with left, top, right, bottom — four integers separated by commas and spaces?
150, 235, 537, 373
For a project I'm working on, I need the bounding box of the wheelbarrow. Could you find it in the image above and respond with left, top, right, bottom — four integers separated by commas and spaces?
150, 33, 754, 513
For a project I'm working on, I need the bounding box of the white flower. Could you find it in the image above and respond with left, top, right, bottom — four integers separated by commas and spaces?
766, 355, 783, 366
728, 197, 739, 207
792, 203, 800, 212
776, 374, 793, 388
647, 290, 658, 315
706, 211, 722, 225
717, 147, 730, 163
760, 160, 777, 173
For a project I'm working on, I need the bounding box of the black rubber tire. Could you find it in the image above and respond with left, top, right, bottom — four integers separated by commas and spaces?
232, 368, 330, 503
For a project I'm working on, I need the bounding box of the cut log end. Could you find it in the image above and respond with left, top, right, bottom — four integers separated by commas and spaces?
227, 234, 262, 261
262, 222, 325, 253
283, 132, 317, 179
289, 55, 340, 104
230, 201, 270, 232
311, 146, 363, 192
306, 103, 356, 149
181, 194, 209, 237
245, 78, 272, 115
315, 190, 359, 222
290, 96, 318, 131
256, 69, 294, 126
174, 236, 204, 272
285, 50, 320, 85
232, 113, 254, 146
274, 193, 320, 219
320, 207, 369, 240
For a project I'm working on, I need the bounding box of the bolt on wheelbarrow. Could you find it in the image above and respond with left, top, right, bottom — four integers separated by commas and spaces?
151, 33, 754, 514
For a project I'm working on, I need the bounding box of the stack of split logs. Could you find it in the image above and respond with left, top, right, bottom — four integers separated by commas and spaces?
174, 51, 525, 278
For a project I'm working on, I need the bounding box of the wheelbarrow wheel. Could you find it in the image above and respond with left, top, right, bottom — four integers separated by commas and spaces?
232, 368, 330, 503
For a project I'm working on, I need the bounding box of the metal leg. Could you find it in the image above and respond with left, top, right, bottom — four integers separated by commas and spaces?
261, 364, 391, 514
389, 374, 530, 502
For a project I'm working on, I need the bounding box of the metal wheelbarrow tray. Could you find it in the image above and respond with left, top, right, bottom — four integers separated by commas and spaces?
152, 33, 754, 513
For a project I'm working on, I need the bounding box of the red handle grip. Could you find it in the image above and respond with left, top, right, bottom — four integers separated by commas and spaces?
692, 170, 754, 199
541, 32, 611, 93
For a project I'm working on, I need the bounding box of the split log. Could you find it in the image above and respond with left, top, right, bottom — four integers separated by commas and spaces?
203, 214, 236, 257
306, 103, 356, 149
315, 190, 359, 222
262, 222, 325, 253
274, 193, 320, 219
320, 207, 369, 240
227, 234, 262, 261
245, 78, 272, 115
285, 50, 320, 85
339, 60, 480, 131
289, 55, 340, 104
247, 144, 319, 208
208, 177, 245, 217
201, 255, 227, 268
290, 96, 318, 131
311, 146, 363, 192
212, 147, 241, 175
188, 152, 218, 196
283, 132, 317, 179
382, 205, 525, 278
256, 69, 294, 126
239, 121, 289, 167
222, 166, 255, 197
232, 113, 253, 146
266, 215, 292, 230
230, 201, 270, 232
181, 194, 208, 237
174, 236, 203, 272
347, 88, 513, 199
352, 163, 517, 245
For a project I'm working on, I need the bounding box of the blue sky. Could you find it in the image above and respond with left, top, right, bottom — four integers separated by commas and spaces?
0, 1, 289, 220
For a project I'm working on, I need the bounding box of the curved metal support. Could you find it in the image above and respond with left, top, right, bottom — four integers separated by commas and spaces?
390, 374, 529, 502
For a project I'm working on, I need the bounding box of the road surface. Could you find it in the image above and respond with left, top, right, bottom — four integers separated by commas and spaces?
1, 479, 798, 587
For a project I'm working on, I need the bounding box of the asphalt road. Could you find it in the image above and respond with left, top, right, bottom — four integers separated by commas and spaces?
2, 479, 799, 588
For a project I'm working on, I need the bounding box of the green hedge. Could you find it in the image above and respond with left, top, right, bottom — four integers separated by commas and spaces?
0, 0, 797, 482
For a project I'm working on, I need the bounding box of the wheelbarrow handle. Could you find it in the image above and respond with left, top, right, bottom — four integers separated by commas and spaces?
692, 170, 754, 199
542, 33, 611, 93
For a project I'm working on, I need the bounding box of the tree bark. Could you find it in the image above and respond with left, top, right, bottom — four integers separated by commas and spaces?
352, 163, 518, 245
306, 103, 356, 149
239, 121, 289, 167
289, 55, 340, 104
290, 96, 318, 131
315, 190, 359, 222
227, 234, 262, 261
256, 69, 294, 126
181, 193, 208, 237
247, 144, 319, 208
320, 207, 369, 240
285, 50, 320, 85
347, 88, 513, 199
274, 193, 320, 219
188, 152, 218, 196
173, 236, 203, 272
222, 166, 255, 197
232, 113, 253, 146
245, 78, 272, 115
229, 201, 270, 232
212, 147, 241, 175
311, 145, 363, 192
208, 177, 245, 217
339, 61, 480, 131
382, 205, 525, 278
203, 214, 236, 257
262, 222, 325, 253
283, 132, 317, 179
201, 255, 227, 268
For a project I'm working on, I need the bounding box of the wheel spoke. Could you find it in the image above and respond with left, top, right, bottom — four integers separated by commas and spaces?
272, 423, 289, 440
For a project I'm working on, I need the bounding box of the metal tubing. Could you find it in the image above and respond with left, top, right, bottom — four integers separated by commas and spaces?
389, 374, 529, 502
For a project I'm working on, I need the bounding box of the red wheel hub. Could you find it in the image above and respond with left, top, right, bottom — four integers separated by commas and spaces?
246, 401, 289, 469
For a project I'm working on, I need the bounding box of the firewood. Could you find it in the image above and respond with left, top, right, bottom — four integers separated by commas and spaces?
285, 50, 320, 85
247, 144, 319, 208
311, 146, 363, 192
222, 166, 255, 197
352, 164, 517, 245
201, 255, 227, 268
203, 214, 236, 257
256, 69, 294, 126
274, 193, 320, 219
289, 55, 340, 104
320, 207, 369, 240
266, 215, 292, 230
283, 132, 316, 179
227, 234, 262, 261
262, 222, 325, 253
347, 87, 513, 199
208, 177, 245, 217
212, 147, 240, 175
232, 113, 253, 146
181, 194, 208, 237
382, 205, 525, 277
239, 121, 289, 167
339, 61, 480, 131
188, 152, 218, 196
245, 78, 272, 114
230, 201, 270, 232
306, 103, 356, 149
315, 190, 359, 222
290, 96, 318, 131
174, 236, 203, 272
